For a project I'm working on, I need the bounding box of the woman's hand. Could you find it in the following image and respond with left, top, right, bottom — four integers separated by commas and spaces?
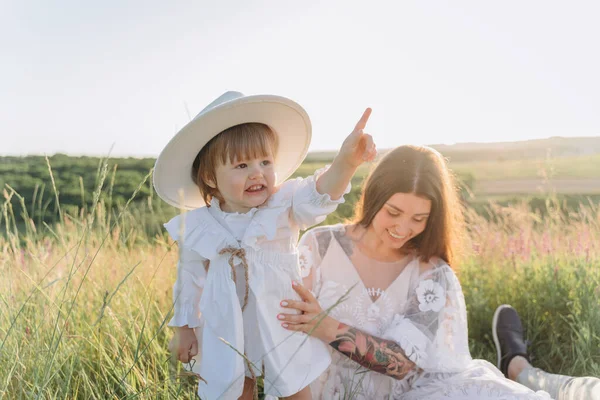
279, 281, 417, 379
168, 326, 198, 363
278, 281, 340, 343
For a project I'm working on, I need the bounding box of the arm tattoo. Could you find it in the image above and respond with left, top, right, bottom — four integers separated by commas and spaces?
329, 322, 418, 380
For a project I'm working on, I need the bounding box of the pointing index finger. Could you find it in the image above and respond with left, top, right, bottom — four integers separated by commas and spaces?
354, 108, 372, 132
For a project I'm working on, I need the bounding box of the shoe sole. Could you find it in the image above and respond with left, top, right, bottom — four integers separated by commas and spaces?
492, 304, 512, 370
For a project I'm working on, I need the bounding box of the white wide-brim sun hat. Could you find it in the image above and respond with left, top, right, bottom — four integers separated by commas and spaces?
153, 91, 312, 209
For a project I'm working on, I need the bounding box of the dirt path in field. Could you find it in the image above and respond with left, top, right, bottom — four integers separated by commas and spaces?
476, 179, 600, 195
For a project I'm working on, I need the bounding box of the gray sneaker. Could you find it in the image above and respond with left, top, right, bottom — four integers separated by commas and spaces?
492, 304, 531, 378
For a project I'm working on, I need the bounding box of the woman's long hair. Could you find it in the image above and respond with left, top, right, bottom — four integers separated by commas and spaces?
353, 145, 464, 265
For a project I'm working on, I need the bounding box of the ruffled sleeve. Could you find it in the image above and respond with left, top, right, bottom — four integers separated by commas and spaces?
381, 263, 472, 372
164, 213, 209, 328
289, 166, 351, 230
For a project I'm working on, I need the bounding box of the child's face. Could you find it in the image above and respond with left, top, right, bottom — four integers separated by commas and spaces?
212, 154, 276, 213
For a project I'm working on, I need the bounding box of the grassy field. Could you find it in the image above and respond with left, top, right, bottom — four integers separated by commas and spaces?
449, 153, 600, 181
1, 152, 600, 399
305, 151, 600, 194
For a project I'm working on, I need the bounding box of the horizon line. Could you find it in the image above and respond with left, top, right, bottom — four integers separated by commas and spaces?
2, 135, 599, 159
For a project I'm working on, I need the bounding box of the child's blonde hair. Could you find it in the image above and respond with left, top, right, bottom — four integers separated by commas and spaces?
191, 123, 279, 205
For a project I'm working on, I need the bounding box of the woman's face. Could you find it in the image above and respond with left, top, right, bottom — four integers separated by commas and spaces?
370, 192, 432, 250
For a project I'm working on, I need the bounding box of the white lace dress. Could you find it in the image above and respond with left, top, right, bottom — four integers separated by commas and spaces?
299, 225, 552, 400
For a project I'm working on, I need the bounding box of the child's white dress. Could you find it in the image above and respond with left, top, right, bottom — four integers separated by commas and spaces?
165, 170, 348, 400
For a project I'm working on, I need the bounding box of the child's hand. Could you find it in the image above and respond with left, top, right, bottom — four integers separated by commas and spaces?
337, 108, 377, 168
169, 326, 198, 363
315, 108, 376, 199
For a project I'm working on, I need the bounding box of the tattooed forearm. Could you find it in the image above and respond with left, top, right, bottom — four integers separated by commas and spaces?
329, 322, 417, 379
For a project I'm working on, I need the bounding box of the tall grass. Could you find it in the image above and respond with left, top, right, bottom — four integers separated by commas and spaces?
461, 202, 600, 376
1, 160, 599, 399
1, 160, 196, 399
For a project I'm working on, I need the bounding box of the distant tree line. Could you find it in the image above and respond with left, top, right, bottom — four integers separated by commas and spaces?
7, 153, 594, 238
1, 155, 158, 224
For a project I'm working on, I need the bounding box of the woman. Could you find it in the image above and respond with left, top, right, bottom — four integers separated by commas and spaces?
278, 145, 551, 399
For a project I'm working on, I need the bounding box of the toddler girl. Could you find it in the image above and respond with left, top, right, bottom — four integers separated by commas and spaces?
153, 91, 376, 399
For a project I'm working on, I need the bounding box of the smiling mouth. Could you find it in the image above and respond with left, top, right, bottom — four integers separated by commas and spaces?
246, 185, 266, 193
388, 230, 407, 240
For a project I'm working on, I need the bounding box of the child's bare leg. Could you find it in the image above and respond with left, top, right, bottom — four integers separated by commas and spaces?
238, 377, 256, 400
283, 386, 312, 400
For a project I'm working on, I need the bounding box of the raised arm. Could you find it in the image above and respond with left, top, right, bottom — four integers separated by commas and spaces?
315, 108, 377, 200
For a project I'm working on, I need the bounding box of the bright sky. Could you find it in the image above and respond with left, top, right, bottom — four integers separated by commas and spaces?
2, 0, 600, 157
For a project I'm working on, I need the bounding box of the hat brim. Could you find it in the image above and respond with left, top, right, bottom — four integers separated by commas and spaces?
153, 95, 311, 209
